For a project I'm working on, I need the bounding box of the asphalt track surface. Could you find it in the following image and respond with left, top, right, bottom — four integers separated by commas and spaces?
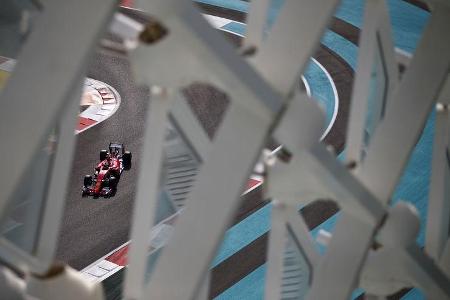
55, 1, 427, 299
55, 52, 149, 269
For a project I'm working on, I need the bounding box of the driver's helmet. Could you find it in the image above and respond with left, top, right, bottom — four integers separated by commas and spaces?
102, 162, 110, 170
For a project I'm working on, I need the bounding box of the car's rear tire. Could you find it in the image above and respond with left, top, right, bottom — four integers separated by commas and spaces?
123, 151, 132, 170
100, 149, 108, 161
84, 175, 92, 187
109, 176, 117, 186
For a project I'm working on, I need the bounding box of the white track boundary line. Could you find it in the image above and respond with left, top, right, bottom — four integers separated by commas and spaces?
301, 75, 312, 97
311, 57, 339, 140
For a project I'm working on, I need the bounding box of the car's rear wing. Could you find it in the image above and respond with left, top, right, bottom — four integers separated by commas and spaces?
109, 142, 124, 153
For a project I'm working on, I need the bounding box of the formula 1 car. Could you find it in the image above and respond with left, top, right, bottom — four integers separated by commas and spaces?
82, 143, 132, 198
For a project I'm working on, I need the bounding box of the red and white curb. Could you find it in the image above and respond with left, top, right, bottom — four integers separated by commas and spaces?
77, 78, 120, 134
0, 57, 120, 135
80, 176, 263, 283
80, 210, 179, 282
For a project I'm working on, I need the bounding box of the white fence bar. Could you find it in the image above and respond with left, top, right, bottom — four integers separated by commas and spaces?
359, 5, 450, 203
404, 244, 450, 299
284, 208, 319, 268
440, 239, 450, 277
134, 0, 337, 297
346, 0, 398, 164
307, 212, 379, 300
244, 0, 271, 49
251, 0, 339, 96
426, 103, 450, 261
169, 93, 212, 162
264, 200, 288, 300
123, 87, 172, 300
34, 76, 85, 271
0, 0, 117, 220
308, 9, 450, 297
345, 0, 381, 163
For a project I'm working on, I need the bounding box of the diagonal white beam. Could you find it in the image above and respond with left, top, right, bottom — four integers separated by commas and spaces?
123, 87, 173, 300
250, 0, 340, 95
359, 4, 450, 203
131, 4, 279, 300
440, 238, 450, 277
345, 0, 380, 163
0, 0, 117, 217
284, 208, 320, 268
307, 212, 377, 300
437, 75, 450, 105
197, 272, 211, 300
131, 0, 281, 115
264, 200, 289, 300
372, 0, 399, 107
0, 76, 83, 274
309, 7, 450, 298
169, 92, 212, 162
34, 75, 85, 271
244, 0, 271, 48
143, 94, 276, 300
307, 143, 386, 223
426, 103, 450, 261
346, 0, 398, 163
405, 244, 450, 299
131, 0, 338, 298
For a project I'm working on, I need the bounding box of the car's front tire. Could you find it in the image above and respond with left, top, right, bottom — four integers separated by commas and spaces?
109, 176, 117, 187
100, 149, 108, 161
123, 151, 132, 170
84, 175, 92, 187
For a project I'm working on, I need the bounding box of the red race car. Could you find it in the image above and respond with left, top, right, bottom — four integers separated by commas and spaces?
82, 143, 132, 198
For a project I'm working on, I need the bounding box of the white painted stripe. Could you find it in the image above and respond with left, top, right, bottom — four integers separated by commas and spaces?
98, 260, 120, 271
95, 110, 110, 116
101, 104, 116, 111
85, 113, 104, 122
311, 57, 339, 140
203, 14, 233, 28
204, 14, 246, 26
301, 75, 312, 97
102, 99, 116, 104
86, 265, 109, 277
82, 261, 124, 283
